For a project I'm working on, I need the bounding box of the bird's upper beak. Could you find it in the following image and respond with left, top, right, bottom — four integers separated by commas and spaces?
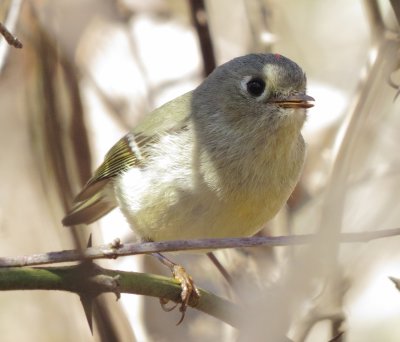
269, 94, 315, 109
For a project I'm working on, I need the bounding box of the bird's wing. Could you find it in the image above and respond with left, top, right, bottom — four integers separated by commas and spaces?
62, 91, 192, 226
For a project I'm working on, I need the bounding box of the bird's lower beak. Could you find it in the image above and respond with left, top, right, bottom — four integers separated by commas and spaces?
269, 94, 315, 109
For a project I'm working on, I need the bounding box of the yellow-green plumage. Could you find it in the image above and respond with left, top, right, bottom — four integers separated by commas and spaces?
62, 92, 192, 226
63, 53, 313, 244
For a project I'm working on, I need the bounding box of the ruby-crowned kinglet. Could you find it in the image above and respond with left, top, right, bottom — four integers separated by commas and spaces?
62, 53, 314, 316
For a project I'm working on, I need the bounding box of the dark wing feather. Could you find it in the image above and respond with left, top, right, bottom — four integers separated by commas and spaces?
61, 191, 115, 226
75, 134, 144, 202
62, 91, 192, 226
63, 133, 148, 225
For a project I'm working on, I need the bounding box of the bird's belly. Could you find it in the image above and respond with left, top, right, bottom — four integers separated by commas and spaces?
115, 169, 290, 241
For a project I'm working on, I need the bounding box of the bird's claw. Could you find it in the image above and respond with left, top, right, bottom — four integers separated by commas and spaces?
159, 264, 200, 324
172, 264, 200, 324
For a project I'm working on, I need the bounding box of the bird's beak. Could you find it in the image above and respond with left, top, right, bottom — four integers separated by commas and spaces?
269, 94, 315, 109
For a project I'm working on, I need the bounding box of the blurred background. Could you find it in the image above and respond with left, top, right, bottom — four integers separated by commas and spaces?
0, 0, 400, 341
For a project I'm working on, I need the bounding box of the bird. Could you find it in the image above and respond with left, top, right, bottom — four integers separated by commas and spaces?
62, 53, 314, 322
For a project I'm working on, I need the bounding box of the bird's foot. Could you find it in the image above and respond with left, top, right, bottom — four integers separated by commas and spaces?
153, 253, 200, 324
172, 264, 200, 324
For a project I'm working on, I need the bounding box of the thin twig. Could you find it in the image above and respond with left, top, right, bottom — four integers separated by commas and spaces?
0, 228, 399, 268
0, 22, 22, 48
207, 252, 234, 286
0, 0, 23, 72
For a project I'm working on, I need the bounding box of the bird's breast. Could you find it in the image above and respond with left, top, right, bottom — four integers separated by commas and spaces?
114, 131, 305, 241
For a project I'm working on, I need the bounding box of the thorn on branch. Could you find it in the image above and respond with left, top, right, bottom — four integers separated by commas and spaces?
75, 262, 121, 299
89, 274, 121, 300
79, 294, 94, 334
86, 234, 93, 248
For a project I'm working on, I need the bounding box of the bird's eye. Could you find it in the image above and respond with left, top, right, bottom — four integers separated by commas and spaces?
246, 78, 266, 97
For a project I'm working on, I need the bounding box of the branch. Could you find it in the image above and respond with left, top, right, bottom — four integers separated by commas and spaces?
0, 0, 23, 72
0, 22, 22, 48
188, 0, 216, 76
0, 264, 240, 327
0, 228, 399, 267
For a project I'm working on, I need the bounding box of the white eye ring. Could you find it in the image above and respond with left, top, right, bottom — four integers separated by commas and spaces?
240, 76, 268, 101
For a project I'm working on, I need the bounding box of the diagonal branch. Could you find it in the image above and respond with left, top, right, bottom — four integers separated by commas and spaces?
0, 21, 22, 48
0, 0, 23, 71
